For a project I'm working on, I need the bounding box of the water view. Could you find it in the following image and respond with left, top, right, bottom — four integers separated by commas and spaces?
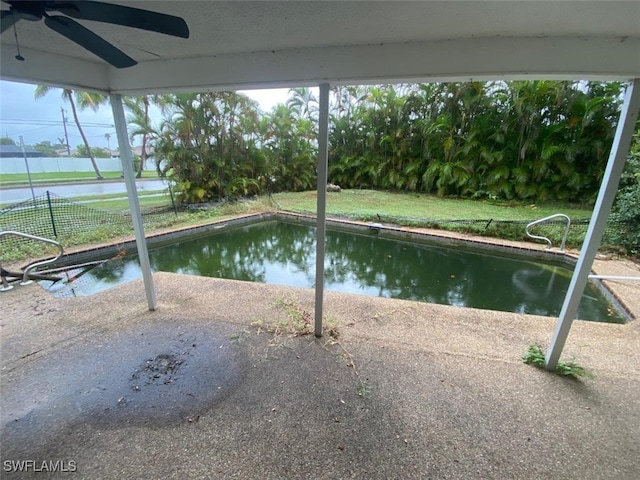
46, 221, 624, 323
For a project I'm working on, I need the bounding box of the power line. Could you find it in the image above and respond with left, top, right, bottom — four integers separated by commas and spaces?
0, 118, 114, 127
1, 125, 57, 134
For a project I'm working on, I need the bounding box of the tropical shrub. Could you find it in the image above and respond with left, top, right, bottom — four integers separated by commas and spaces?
150, 81, 627, 207
610, 128, 640, 254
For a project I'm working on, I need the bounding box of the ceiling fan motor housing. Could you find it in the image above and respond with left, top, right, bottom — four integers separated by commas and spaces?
1, 0, 189, 68
8, 1, 46, 22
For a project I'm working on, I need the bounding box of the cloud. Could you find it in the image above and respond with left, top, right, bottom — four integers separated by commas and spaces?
238, 88, 291, 112
1, 81, 295, 149
0, 80, 115, 148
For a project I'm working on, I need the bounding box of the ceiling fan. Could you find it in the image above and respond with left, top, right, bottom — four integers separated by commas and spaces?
0, 1, 189, 68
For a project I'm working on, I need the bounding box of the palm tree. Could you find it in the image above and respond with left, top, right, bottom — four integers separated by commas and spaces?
104, 133, 112, 156
263, 103, 317, 192
287, 87, 319, 122
124, 95, 153, 177
34, 85, 107, 179
153, 91, 265, 203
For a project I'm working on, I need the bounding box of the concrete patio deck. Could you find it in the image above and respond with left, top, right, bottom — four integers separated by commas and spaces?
1, 269, 639, 479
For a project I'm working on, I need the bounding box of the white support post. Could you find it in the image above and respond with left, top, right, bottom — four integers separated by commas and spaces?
110, 94, 157, 311
314, 83, 330, 337
545, 79, 640, 369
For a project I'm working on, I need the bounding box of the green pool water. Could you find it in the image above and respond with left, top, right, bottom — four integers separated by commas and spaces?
47, 220, 625, 323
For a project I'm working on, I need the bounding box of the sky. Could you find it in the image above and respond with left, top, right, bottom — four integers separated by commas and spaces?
0, 80, 291, 150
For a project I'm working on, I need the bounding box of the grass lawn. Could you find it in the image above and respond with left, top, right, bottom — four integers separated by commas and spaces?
66, 189, 586, 224
80, 195, 173, 211
272, 190, 593, 221
1, 189, 603, 263
0, 170, 162, 187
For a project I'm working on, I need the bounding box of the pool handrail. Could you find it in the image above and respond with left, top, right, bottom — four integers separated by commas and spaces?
525, 214, 571, 251
588, 275, 640, 281
0, 230, 64, 285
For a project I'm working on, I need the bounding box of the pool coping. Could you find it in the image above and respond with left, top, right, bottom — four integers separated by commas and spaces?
37, 211, 639, 323
56, 211, 576, 264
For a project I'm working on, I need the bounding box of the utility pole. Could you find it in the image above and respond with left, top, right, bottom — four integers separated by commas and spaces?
61, 106, 71, 155
19, 135, 36, 201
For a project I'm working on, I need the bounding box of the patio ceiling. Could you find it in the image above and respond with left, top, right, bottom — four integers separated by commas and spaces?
1, 1, 639, 94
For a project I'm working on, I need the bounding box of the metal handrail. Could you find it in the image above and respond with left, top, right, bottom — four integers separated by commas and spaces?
525, 214, 571, 251
588, 275, 640, 281
0, 231, 64, 285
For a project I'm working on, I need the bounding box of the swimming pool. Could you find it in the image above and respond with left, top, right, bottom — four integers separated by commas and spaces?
42, 218, 626, 323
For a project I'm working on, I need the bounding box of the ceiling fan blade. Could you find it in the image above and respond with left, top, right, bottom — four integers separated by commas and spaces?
55, 1, 189, 38
1, 10, 18, 34
44, 15, 137, 68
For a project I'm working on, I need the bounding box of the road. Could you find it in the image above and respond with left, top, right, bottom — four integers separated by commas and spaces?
0, 179, 168, 204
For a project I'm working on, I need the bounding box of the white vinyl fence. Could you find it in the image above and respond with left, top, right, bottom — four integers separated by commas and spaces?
0, 157, 124, 174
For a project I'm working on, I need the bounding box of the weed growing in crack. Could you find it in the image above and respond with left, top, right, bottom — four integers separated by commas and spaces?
522, 344, 592, 379
265, 296, 340, 339
357, 378, 372, 398
229, 329, 250, 344
248, 297, 330, 360
249, 296, 370, 397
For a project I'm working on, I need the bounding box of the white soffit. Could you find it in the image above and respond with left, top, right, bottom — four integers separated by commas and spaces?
1, 1, 639, 93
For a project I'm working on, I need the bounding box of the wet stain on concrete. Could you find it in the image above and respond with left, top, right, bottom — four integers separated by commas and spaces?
1, 320, 246, 459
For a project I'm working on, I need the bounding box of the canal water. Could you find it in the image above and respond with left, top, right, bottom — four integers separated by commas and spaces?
46, 221, 625, 323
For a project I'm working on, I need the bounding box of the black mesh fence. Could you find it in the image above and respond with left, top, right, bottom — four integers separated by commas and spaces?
1, 191, 637, 265
370, 214, 635, 250
0, 192, 181, 263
